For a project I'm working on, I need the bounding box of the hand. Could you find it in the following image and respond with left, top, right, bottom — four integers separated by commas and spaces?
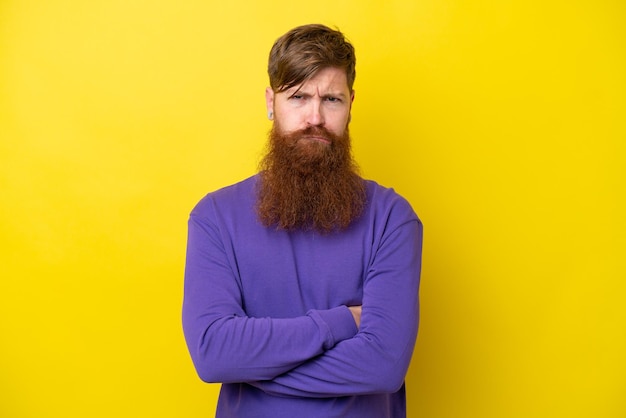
348, 305, 362, 329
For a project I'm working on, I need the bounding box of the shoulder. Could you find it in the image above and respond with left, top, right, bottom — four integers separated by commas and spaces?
364, 179, 420, 224
190, 175, 258, 219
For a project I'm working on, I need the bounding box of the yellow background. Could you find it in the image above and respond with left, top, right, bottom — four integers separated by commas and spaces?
1, 1, 624, 417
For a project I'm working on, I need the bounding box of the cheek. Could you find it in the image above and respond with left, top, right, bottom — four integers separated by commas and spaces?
275, 111, 302, 132
274, 116, 298, 137
329, 114, 350, 135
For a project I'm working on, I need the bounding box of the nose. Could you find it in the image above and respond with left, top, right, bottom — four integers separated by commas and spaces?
306, 100, 324, 126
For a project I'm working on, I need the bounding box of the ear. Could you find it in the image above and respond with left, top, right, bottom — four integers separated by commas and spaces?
265, 87, 275, 118
348, 90, 355, 122
349, 90, 355, 111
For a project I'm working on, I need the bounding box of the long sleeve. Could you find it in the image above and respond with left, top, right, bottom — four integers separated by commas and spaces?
182, 205, 359, 384
249, 214, 423, 397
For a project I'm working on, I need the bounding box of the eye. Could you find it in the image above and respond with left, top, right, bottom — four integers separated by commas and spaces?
290, 94, 303, 100
326, 96, 340, 102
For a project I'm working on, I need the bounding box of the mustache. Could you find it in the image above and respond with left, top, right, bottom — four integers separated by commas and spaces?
288, 126, 340, 143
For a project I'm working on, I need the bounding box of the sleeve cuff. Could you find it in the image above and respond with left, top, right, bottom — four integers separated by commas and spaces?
307, 305, 358, 350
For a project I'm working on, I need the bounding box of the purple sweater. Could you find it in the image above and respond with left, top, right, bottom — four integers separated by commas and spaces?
182, 175, 423, 418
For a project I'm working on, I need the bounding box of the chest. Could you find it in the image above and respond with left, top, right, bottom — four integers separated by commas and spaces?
232, 228, 371, 318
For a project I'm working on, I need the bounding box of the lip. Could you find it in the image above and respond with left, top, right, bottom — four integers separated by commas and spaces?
301, 135, 331, 144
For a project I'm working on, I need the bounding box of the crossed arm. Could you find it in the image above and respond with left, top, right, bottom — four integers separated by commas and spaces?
182, 211, 422, 398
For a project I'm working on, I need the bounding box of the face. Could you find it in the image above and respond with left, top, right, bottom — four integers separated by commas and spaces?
265, 67, 355, 141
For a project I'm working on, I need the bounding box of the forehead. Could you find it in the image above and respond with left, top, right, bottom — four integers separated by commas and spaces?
282, 67, 350, 95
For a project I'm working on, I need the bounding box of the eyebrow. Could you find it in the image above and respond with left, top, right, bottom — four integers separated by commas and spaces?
288, 89, 348, 100
323, 92, 348, 99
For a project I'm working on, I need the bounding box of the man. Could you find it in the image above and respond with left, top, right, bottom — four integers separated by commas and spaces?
182, 24, 423, 418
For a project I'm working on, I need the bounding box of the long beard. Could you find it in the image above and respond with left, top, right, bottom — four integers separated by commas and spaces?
257, 123, 366, 233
